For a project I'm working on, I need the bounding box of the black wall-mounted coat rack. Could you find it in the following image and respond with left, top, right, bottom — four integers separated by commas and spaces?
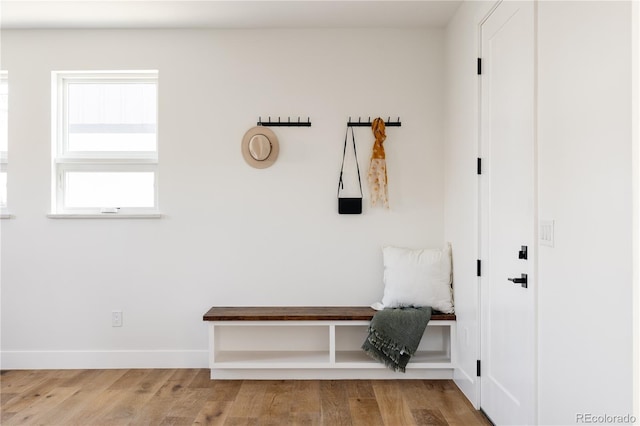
347, 117, 402, 127
257, 116, 312, 127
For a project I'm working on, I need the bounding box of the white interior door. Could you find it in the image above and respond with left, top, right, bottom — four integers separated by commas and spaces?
479, 1, 536, 425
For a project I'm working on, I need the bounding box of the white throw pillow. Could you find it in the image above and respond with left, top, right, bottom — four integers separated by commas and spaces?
379, 243, 454, 313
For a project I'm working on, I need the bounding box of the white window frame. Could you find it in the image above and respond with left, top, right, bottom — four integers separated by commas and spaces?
51, 71, 160, 217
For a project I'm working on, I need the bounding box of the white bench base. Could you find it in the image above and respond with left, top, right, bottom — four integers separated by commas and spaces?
205, 316, 456, 380
209, 369, 454, 380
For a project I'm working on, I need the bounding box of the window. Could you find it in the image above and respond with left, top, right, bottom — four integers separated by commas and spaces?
52, 71, 159, 215
0, 71, 8, 212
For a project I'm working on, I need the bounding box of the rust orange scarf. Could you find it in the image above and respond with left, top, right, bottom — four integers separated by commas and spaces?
368, 117, 389, 208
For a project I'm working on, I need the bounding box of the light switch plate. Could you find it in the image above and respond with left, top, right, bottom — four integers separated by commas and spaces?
540, 220, 554, 247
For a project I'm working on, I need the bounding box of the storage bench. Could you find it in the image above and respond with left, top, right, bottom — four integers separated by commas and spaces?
202, 306, 457, 380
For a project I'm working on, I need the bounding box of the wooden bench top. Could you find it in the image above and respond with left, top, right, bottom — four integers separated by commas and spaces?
203, 306, 456, 322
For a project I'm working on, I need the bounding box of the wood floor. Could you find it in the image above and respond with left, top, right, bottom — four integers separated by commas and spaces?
1, 369, 491, 425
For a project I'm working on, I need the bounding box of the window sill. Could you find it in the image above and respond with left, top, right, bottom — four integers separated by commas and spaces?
1, 212, 14, 219
47, 213, 163, 219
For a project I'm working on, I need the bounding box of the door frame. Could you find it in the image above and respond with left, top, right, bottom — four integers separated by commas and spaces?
632, 0, 640, 417
476, 1, 538, 423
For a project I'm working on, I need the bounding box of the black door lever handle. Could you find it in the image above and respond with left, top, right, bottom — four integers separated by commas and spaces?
508, 273, 528, 288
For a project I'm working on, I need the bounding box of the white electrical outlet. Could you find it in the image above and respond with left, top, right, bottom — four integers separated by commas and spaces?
112, 311, 123, 327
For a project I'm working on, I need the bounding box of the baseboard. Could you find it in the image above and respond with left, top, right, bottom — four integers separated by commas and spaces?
454, 365, 479, 408
0, 350, 209, 370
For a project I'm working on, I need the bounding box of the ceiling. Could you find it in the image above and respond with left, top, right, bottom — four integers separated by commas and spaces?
0, 1, 463, 29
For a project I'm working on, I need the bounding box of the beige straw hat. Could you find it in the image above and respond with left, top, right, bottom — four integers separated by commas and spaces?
241, 126, 279, 169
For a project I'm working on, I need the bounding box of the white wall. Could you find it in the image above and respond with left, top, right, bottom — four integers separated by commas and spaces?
445, 0, 636, 421
537, 2, 634, 423
0, 28, 446, 368
443, 0, 495, 408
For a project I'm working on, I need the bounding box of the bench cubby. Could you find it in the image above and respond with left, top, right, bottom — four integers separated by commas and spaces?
203, 306, 456, 379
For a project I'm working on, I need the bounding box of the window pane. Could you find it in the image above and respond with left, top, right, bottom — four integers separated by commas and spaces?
65, 172, 155, 208
67, 82, 156, 152
0, 171, 6, 208
0, 74, 7, 154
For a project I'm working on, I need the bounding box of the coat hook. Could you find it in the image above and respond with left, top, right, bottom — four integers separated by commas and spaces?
368, 116, 370, 123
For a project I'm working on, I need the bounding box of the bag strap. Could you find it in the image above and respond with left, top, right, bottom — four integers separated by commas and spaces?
338, 126, 363, 197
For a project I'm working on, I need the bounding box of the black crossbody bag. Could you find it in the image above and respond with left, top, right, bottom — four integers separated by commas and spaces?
337, 126, 363, 214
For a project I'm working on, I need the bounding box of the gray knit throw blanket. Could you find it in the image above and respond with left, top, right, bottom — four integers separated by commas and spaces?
361, 307, 432, 372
